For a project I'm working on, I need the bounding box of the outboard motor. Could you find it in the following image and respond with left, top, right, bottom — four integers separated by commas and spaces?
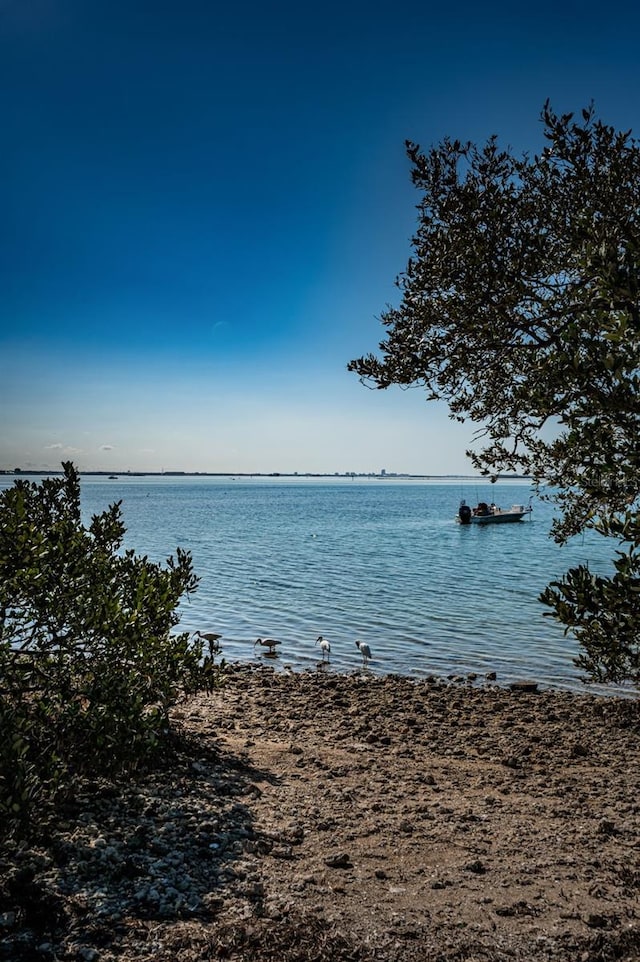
458, 502, 472, 525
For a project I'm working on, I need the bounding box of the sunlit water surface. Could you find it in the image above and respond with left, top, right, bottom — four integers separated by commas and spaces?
3, 475, 624, 693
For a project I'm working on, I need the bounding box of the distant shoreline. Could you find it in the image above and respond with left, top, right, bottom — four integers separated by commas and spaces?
0, 470, 531, 480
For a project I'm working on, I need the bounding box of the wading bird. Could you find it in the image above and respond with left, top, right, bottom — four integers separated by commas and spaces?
254, 637, 281, 654
355, 639, 372, 667
194, 630, 222, 655
315, 635, 331, 662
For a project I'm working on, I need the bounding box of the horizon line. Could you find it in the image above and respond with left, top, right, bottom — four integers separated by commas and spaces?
0, 469, 531, 480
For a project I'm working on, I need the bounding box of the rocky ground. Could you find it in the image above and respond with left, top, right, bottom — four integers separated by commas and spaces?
2, 663, 640, 961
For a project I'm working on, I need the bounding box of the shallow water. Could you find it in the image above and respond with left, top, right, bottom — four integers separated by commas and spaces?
48, 475, 620, 693
2, 474, 622, 692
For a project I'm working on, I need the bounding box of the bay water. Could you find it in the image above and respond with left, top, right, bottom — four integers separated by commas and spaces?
53, 475, 619, 693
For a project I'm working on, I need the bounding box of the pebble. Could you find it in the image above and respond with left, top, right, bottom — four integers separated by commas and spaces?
324, 853, 353, 869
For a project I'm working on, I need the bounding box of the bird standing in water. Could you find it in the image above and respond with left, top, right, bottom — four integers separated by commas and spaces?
194, 630, 222, 656
254, 637, 281, 654
315, 635, 331, 662
355, 639, 372, 667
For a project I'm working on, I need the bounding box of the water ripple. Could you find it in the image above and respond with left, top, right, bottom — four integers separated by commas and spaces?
62, 476, 625, 693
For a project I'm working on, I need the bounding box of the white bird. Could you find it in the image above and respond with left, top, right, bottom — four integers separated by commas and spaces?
355, 639, 372, 667
315, 635, 331, 662
194, 630, 222, 654
254, 637, 281, 654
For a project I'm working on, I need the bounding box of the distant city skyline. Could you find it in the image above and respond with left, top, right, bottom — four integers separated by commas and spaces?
2, 0, 639, 475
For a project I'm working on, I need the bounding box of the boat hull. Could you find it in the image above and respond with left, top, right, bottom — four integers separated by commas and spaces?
470, 511, 530, 524
456, 500, 532, 525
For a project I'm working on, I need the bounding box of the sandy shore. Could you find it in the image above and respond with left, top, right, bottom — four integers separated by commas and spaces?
2, 664, 639, 961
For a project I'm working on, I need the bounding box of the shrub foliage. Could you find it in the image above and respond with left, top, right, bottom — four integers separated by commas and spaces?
0, 463, 206, 837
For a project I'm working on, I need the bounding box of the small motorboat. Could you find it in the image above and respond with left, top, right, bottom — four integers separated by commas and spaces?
456, 499, 532, 525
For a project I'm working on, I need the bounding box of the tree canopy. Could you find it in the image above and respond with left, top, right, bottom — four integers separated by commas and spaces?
349, 103, 640, 686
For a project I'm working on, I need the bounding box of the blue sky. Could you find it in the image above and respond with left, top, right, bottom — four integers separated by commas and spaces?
2, 0, 639, 474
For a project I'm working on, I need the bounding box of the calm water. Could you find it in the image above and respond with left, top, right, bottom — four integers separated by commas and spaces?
2, 475, 620, 692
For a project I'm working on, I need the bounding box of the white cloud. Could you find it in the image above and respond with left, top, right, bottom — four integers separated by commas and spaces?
100, 444, 114, 451
43, 443, 82, 455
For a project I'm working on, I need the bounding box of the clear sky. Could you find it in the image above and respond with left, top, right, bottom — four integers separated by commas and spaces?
2, 0, 639, 474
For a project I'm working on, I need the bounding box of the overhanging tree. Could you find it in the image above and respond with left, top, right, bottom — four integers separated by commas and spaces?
349, 103, 640, 687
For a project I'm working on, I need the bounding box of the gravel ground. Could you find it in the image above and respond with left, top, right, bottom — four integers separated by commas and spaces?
2, 663, 640, 961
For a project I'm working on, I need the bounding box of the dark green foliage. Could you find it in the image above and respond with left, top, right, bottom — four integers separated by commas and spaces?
540, 511, 640, 686
0, 463, 207, 837
349, 104, 640, 686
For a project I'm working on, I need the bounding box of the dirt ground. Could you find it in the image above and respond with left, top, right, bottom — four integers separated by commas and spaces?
2, 663, 640, 961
